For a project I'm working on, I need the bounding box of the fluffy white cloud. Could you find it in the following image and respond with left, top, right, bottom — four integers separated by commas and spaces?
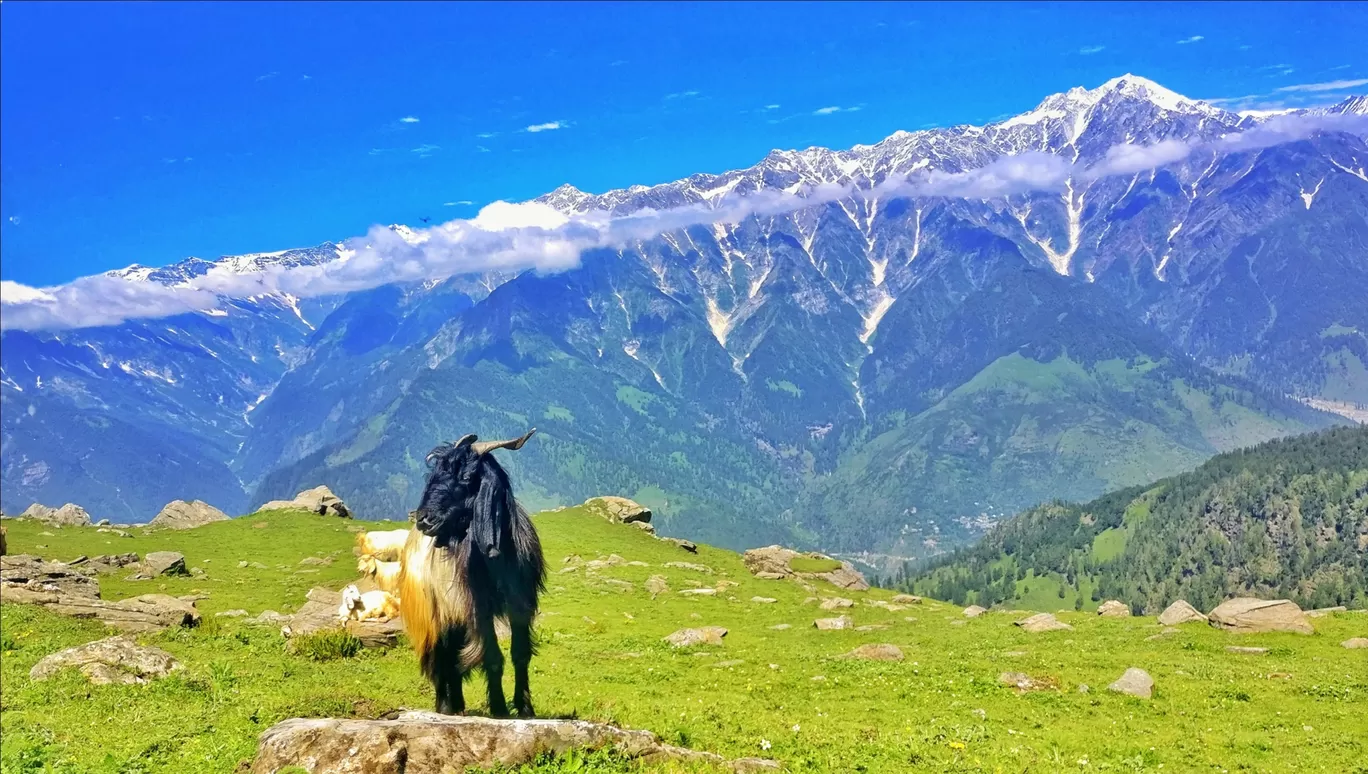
525, 121, 564, 133
1274, 79, 1368, 93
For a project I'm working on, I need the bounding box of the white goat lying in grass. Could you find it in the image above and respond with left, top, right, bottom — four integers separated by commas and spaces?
337, 584, 401, 622
357, 554, 403, 593
354, 529, 410, 562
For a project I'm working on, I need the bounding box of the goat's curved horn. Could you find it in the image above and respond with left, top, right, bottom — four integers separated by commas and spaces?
452, 434, 478, 448
471, 428, 536, 455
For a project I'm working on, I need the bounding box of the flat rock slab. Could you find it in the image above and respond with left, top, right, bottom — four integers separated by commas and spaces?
1158, 600, 1207, 626
962, 605, 987, 618
813, 616, 853, 630
663, 627, 727, 647
1, 554, 100, 598
141, 551, 188, 577
283, 587, 404, 648
251, 712, 779, 773
819, 597, 854, 610
1208, 598, 1313, 634
840, 643, 903, 661
1341, 638, 1368, 649
30, 635, 181, 684
1015, 613, 1073, 633
1225, 646, 1268, 655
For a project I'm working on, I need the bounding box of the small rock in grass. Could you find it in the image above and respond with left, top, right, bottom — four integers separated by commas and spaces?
1225, 646, 1268, 655
769, 624, 792, 630
1015, 613, 1072, 633
714, 659, 745, 668
663, 627, 727, 647
962, 605, 987, 618
891, 594, 922, 605
1340, 638, 1368, 649
1097, 600, 1131, 617
1157, 600, 1207, 626
1107, 668, 1154, 699
751, 597, 777, 604
840, 643, 903, 661
819, 597, 854, 610
813, 616, 853, 630
216, 609, 249, 618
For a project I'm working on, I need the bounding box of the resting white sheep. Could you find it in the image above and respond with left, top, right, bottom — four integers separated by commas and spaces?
337, 584, 401, 622
357, 554, 403, 593
354, 529, 410, 562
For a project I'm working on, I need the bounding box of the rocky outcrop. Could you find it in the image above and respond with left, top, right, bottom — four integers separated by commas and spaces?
1014, 613, 1073, 633
1107, 668, 1154, 699
741, 545, 869, 591
150, 500, 230, 530
1, 554, 100, 599
1157, 600, 1207, 626
30, 635, 182, 684
259, 486, 352, 519
5, 586, 200, 633
583, 496, 652, 524
281, 587, 404, 648
1207, 598, 1313, 634
20, 503, 93, 527
891, 594, 922, 605
250, 713, 779, 774
662, 627, 727, 647
1097, 600, 1131, 617
813, 616, 853, 630
659, 538, 698, 553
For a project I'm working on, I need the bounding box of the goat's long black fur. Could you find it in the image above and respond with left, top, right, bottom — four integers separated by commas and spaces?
403, 436, 546, 717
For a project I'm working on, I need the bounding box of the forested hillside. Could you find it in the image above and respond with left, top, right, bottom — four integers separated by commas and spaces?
900, 425, 1368, 612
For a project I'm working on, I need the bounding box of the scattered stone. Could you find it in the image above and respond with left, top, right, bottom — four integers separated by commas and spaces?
751, 597, 777, 604
30, 636, 182, 684
583, 496, 653, 524
1208, 598, 1313, 635
665, 562, 713, 574
1307, 606, 1347, 618
1158, 600, 1208, 626
813, 616, 853, 630
247, 610, 293, 627
1015, 613, 1073, 633
819, 597, 854, 610
299, 556, 333, 566
810, 675, 826, 682
188, 567, 206, 577
1225, 646, 1268, 655
903, 616, 918, 623
962, 605, 987, 618
802, 597, 818, 605
584, 554, 628, 571
891, 594, 922, 605
1098, 600, 1131, 617
142, 551, 187, 577
1145, 627, 1182, 641
1077, 684, 1090, 694
21, 503, 93, 527
678, 588, 717, 596
1107, 668, 1154, 699
998, 672, 1053, 693
248, 712, 779, 774
626, 561, 650, 567
663, 627, 728, 647
149, 500, 230, 530
741, 545, 869, 591
645, 575, 669, 597
840, 643, 903, 661
602, 579, 634, 592
258, 485, 352, 519
217, 609, 250, 618
1340, 638, 1368, 649
714, 659, 746, 668
660, 537, 698, 553
854, 624, 889, 632
769, 624, 792, 630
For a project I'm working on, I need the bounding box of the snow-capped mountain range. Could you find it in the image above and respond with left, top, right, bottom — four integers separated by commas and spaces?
3, 75, 1365, 563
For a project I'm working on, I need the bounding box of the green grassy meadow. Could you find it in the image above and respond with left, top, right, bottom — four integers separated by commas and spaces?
2, 508, 1366, 773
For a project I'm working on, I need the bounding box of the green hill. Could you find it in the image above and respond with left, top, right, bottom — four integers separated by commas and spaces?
901, 425, 1368, 614
2, 505, 1366, 773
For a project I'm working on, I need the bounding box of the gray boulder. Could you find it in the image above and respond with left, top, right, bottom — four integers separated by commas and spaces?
150, 500, 230, 530
813, 616, 853, 630
1107, 668, 1154, 699
21, 503, 92, 527
1, 554, 100, 598
260, 485, 352, 519
741, 545, 869, 591
583, 496, 652, 524
663, 627, 728, 647
1014, 613, 1073, 633
1208, 598, 1313, 635
1157, 600, 1207, 626
142, 551, 187, 577
30, 636, 182, 685
250, 713, 778, 774
962, 605, 987, 618
659, 537, 698, 553
1340, 637, 1368, 649
1097, 600, 1131, 617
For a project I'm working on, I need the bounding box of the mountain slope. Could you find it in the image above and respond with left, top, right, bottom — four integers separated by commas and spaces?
902, 425, 1368, 612
2, 76, 1362, 556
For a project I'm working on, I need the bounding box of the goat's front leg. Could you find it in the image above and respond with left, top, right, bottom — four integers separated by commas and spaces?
476, 615, 508, 717
433, 627, 466, 715
510, 615, 536, 718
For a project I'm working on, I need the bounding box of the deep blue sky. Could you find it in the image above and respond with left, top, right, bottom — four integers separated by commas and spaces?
2, 1, 1364, 286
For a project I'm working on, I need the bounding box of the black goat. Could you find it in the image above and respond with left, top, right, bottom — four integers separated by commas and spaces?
399, 429, 546, 717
